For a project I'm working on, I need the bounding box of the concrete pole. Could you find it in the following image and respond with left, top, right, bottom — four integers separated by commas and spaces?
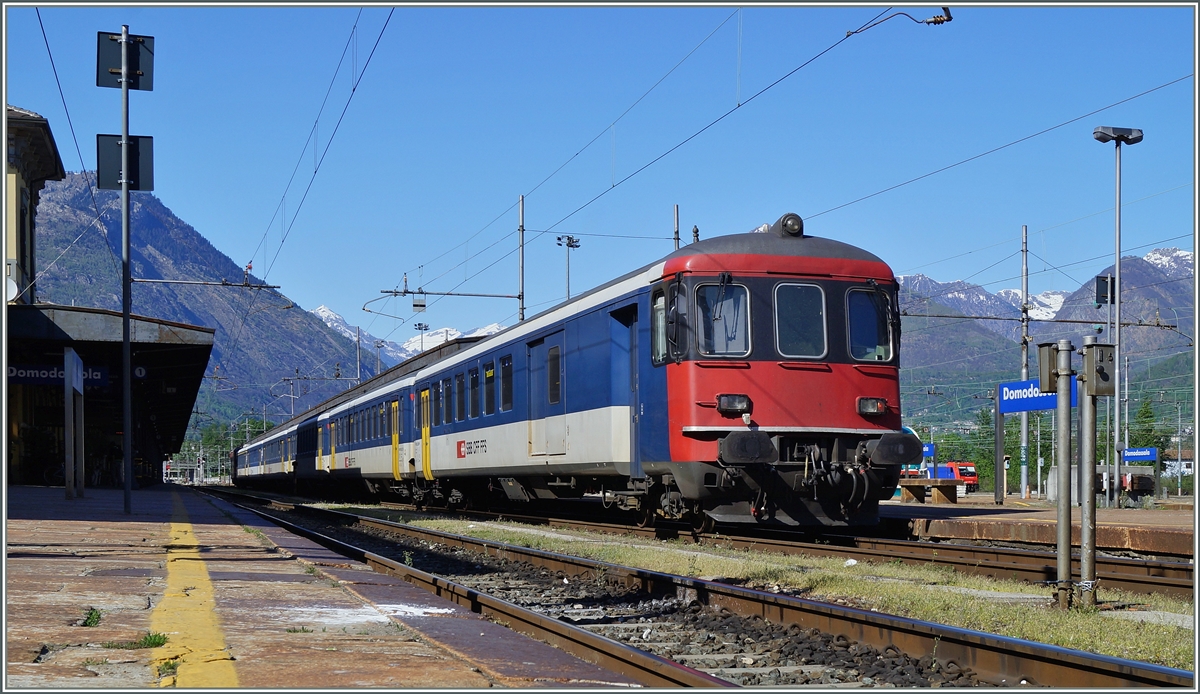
1021, 225, 1030, 498
1080, 336, 1098, 607
120, 24, 133, 515
1055, 338, 1075, 609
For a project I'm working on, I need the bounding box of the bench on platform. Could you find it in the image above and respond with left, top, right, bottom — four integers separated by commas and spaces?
897, 479, 958, 504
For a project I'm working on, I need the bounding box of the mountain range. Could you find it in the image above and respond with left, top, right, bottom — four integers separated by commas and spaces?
30, 171, 1192, 428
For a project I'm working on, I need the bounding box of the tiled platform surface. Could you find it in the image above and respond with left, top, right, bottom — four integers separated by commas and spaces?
5, 485, 640, 689
882, 493, 1194, 556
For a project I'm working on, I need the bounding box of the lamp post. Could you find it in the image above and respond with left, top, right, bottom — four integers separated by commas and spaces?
374, 339, 384, 373
556, 235, 580, 300
1093, 125, 1143, 507
414, 322, 429, 352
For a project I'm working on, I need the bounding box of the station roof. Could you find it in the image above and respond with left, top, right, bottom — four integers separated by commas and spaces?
7, 304, 215, 456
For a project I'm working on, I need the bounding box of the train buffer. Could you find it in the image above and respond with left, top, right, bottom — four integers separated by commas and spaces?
897, 479, 958, 504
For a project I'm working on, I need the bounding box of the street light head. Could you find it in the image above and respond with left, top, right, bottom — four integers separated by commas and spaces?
1093, 126, 1143, 145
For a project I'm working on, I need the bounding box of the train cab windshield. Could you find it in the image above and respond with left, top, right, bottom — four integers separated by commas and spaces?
847, 287, 894, 361
775, 283, 826, 358
696, 282, 750, 356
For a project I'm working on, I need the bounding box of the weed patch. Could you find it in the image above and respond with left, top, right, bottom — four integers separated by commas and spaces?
286, 626, 313, 633
103, 632, 168, 649
81, 607, 102, 627
157, 659, 180, 677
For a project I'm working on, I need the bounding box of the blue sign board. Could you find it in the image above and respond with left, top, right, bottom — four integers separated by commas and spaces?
997, 378, 1077, 414
922, 443, 936, 459
1123, 447, 1158, 462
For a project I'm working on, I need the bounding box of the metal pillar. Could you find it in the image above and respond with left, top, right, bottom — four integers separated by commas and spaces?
1020, 225, 1030, 498
994, 398, 1004, 505
1106, 273, 1113, 508
518, 196, 525, 321
1079, 336, 1098, 607
1055, 338, 1075, 609
673, 205, 680, 251
120, 24, 133, 514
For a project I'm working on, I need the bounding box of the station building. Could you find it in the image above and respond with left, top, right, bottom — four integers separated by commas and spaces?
6, 105, 213, 486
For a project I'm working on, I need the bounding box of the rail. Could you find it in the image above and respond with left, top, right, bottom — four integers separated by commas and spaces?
207, 489, 1193, 687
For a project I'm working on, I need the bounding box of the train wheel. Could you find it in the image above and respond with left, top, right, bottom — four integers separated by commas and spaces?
691, 506, 715, 534
635, 502, 656, 528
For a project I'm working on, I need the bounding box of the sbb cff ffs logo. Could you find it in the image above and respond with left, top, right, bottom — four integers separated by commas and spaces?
457, 440, 487, 458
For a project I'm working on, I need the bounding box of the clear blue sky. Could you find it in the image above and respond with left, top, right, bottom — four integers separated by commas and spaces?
6, 4, 1195, 342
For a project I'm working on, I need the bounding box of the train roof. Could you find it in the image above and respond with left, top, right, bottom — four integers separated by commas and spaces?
240, 214, 892, 450
664, 226, 887, 265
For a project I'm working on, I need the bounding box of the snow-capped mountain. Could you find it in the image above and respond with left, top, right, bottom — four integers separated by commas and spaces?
310, 306, 504, 367
1143, 247, 1193, 280
900, 247, 1191, 344
994, 289, 1069, 321
897, 274, 1022, 341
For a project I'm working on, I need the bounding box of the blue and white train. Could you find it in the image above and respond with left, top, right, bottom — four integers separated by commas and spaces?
235, 214, 922, 527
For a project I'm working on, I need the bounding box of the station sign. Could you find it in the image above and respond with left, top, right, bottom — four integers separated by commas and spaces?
922, 443, 936, 459
998, 378, 1077, 414
1122, 447, 1159, 463
8, 364, 109, 386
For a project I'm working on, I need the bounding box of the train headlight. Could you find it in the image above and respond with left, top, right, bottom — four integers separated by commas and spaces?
716, 394, 752, 416
857, 397, 888, 415
770, 213, 805, 238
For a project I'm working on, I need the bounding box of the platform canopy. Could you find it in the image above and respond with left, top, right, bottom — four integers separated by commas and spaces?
6, 304, 214, 486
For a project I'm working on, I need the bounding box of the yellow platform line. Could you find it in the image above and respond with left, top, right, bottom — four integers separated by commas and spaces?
149, 492, 239, 688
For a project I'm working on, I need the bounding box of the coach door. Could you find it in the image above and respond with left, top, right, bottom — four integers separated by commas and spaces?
420, 388, 433, 480
329, 422, 337, 472
391, 400, 401, 480
528, 332, 566, 456
611, 305, 642, 479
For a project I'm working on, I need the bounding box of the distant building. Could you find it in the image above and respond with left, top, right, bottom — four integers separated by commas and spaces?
6, 105, 65, 304
6, 105, 214, 487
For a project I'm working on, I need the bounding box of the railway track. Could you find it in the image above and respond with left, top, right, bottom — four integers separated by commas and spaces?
205, 488, 1192, 687
370, 501, 1194, 599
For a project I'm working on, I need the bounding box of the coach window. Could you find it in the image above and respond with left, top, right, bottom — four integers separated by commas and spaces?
455, 374, 466, 421
500, 355, 513, 411
775, 283, 827, 358
432, 382, 443, 426
547, 346, 561, 404
696, 282, 750, 357
469, 368, 481, 418
442, 378, 453, 424
651, 290, 667, 365
847, 287, 894, 361
483, 361, 496, 415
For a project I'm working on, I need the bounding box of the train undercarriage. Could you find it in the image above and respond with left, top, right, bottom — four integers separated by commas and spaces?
328, 430, 921, 530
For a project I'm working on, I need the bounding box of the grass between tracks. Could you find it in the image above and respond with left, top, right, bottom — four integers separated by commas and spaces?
350, 510, 1193, 671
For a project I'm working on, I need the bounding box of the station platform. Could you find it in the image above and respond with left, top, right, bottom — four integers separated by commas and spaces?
880, 493, 1194, 558
4, 485, 640, 689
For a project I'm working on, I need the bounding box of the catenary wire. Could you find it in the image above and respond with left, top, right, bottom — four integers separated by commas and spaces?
218, 9, 394, 386
34, 8, 122, 280
806, 74, 1193, 220
391, 7, 893, 305
392, 9, 742, 286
